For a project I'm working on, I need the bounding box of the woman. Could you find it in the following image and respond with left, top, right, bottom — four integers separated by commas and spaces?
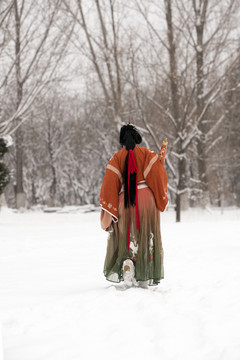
100, 124, 168, 288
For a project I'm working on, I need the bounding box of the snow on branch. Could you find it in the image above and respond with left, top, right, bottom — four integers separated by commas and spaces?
182, 124, 200, 151
167, 182, 177, 194
190, 177, 201, 184
171, 151, 187, 161
0, 82, 46, 136
205, 115, 224, 141
165, 155, 177, 178
144, 94, 177, 129
176, 187, 190, 196
206, 136, 222, 153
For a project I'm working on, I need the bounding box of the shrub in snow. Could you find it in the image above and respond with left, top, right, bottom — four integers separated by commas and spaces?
0, 138, 10, 196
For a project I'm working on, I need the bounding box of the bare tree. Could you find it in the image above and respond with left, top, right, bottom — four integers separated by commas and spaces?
1, 0, 239, 212
63, 0, 127, 134
184, 0, 239, 206
0, 0, 75, 208
134, 0, 240, 219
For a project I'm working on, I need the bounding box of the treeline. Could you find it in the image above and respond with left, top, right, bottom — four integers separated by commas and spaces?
0, 0, 240, 221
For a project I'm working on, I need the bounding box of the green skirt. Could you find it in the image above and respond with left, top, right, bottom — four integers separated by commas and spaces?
103, 187, 164, 285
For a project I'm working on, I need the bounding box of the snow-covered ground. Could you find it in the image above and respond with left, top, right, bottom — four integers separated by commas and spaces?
0, 206, 240, 360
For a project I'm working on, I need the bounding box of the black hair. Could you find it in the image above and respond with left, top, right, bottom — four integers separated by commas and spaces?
119, 124, 142, 208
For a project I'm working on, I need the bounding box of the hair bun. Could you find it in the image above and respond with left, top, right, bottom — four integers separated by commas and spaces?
120, 124, 142, 150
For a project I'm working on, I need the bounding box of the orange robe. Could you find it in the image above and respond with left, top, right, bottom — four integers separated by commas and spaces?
100, 146, 168, 229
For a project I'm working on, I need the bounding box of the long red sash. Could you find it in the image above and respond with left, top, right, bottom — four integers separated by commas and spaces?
127, 149, 140, 250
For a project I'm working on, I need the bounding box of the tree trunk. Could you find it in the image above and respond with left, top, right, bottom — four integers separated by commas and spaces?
165, 0, 188, 221
15, 124, 26, 208
0, 193, 7, 207
31, 178, 37, 206
176, 148, 187, 222
14, 0, 26, 208
194, 0, 209, 206
47, 115, 57, 207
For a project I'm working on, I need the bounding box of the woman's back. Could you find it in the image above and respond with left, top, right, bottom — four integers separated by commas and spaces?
100, 124, 168, 288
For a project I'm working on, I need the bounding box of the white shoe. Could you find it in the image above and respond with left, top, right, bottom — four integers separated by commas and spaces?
139, 280, 149, 289
122, 259, 136, 287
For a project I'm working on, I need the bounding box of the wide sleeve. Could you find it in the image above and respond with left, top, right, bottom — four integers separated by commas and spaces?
100, 154, 122, 228
143, 149, 168, 212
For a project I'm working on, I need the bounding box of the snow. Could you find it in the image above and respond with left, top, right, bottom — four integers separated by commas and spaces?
0, 136, 13, 148
0, 323, 3, 360
196, 45, 203, 53
0, 206, 240, 360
